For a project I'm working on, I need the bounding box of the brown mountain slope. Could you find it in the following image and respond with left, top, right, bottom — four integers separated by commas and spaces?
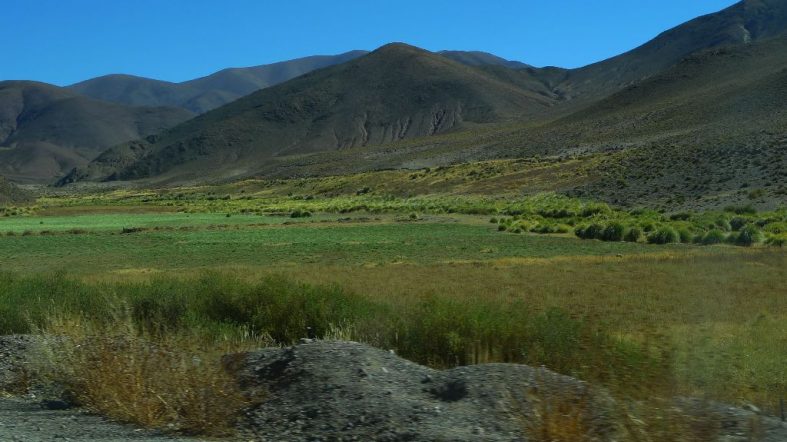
554, 0, 787, 101
68, 51, 369, 114
0, 81, 193, 183
64, 44, 558, 183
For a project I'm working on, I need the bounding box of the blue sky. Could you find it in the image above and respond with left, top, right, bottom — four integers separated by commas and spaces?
2, 0, 739, 86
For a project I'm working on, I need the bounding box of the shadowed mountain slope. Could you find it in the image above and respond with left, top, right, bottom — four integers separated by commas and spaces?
438, 51, 531, 69
64, 44, 558, 183
58, 0, 787, 211
69, 51, 368, 114
0, 81, 193, 183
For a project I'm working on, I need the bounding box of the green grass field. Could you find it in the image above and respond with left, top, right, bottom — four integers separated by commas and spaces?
1, 185, 785, 435
0, 212, 691, 274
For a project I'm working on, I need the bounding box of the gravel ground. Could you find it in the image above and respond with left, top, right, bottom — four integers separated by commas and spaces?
3, 335, 786, 441
0, 397, 195, 442
226, 340, 618, 441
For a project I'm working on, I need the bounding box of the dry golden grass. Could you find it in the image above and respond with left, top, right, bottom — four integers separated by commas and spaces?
34, 311, 269, 436
525, 389, 598, 442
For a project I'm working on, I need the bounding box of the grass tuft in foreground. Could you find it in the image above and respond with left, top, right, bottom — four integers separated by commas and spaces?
33, 308, 268, 436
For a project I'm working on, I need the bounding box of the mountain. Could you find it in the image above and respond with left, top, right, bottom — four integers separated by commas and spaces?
554, 0, 787, 101
0, 81, 193, 183
69, 50, 538, 114
61, 0, 787, 210
69, 51, 369, 114
62, 43, 558, 183
439, 51, 530, 69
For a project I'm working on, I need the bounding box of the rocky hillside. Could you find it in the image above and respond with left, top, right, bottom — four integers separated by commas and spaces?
0, 176, 32, 205
63, 44, 558, 183
69, 51, 368, 114
0, 81, 193, 183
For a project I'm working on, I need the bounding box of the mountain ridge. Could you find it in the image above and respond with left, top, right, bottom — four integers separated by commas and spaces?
0, 80, 193, 183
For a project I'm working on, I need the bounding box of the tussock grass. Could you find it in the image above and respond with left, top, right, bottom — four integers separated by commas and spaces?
34, 308, 267, 436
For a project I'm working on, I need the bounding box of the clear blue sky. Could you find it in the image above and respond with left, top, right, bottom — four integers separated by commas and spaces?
2, 0, 739, 86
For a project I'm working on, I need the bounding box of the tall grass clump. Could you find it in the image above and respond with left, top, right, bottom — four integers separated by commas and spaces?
732, 225, 763, 246
647, 226, 680, 244
35, 309, 265, 436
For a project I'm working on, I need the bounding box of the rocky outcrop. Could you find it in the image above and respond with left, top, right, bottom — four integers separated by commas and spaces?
225, 340, 619, 441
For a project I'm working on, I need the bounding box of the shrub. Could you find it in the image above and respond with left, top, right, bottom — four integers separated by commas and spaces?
677, 228, 693, 244
601, 222, 626, 242
724, 205, 756, 215
701, 229, 726, 245
624, 227, 643, 242
734, 225, 763, 246
729, 217, 749, 231
765, 234, 787, 247
764, 222, 787, 234
290, 209, 312, 218
580, 203, 611, 217
647, 227, 680, 244
575, 224, 604, 240
669, 212, 691, 221
714, 217, 732, 232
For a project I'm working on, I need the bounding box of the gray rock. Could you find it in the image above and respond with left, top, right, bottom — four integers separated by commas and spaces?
226, 340, 619, 441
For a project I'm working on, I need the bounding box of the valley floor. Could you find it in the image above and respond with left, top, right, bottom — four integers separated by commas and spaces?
0, 188, 785, 439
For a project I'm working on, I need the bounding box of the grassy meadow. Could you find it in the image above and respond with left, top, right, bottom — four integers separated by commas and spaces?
1, 175, 785, 436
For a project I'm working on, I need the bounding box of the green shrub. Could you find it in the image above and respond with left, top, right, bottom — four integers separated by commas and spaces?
669, 213, 691, 221
701, 229, 726, 245
290, 209, 312, 218
765, 234, 787, 247
580, 203, 611, 217
729, 217, 749, 231
724, 205, 756, 215
734, 225, 763, 247
575, 223, 604, 240
715, 217, 732, 232
647, 226, 680, 244
677, 228, 693, 244
624, 227, 643, 242
602, 222, 626, 242
764, 222, 787, 234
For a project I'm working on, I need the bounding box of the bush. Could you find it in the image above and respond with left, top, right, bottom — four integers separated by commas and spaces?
724, 205, 756, 215
734, 225, 763, 246
601, 222, 626, 242
575, 223, 604, 240
624, 227, 643, 242
647, 227, 680, 244
729, 217, 749, 231
714, 217, 732, 232
765, 234, 787, 247
701, 229, 726, 245
290, 209, 312, 218
677, 228, 693, 244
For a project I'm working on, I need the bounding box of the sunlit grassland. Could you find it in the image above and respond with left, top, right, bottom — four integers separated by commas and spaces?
1, 184, 785, 419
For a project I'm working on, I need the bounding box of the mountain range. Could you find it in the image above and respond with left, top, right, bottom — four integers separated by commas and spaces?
2, 0, 786, 209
